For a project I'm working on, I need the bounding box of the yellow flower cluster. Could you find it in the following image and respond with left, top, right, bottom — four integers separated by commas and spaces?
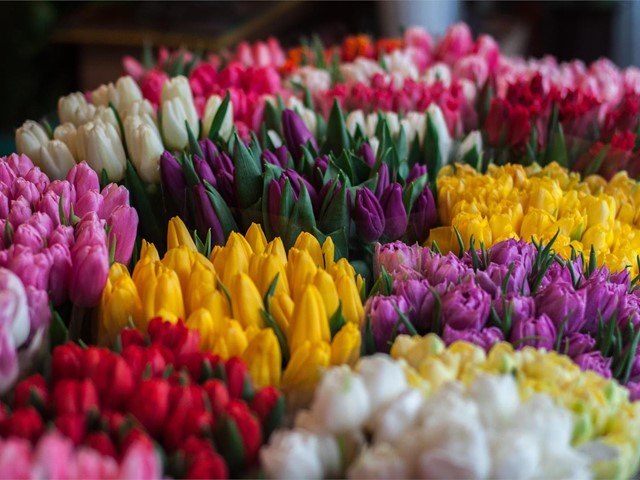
99, 217, 364, 395
429, 162, 640, 275
391, 334, 640, 479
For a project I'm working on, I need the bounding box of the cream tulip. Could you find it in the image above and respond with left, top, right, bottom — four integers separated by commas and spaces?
15, 120, 49, 164
124, 115, 163, 183
77, 120, 127, 181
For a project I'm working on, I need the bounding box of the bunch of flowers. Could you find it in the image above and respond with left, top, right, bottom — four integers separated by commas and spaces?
261, 352, 636, 479
1, 318, 284, 478
99, 217, 364, 405
0, 431, 160, 479
369, 237, 640, 393
430, 162, 640, 274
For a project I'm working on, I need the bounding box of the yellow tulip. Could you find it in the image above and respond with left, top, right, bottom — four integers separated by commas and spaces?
288, 285, 329, 352
186, 308, 223, 351
312, 269, 339, 318
212, 318, 248, 359
214, 235, 252, 287
581, 194, 616, 229
519, 208, 557, 244
330, 323, 361, 367
426, 226, 454, 254
286, 248, 318, 301
140, 240, 160, 262
269, 292, 294, 334
229, 273, 265, 329
137, 262, 185, 321
243, 329, 282, 387
99, 271, 143, 344
335, 275, 364, 326
451, 211, 492, 250
526, 177, 563, 214
248, 253, 289, 297
264, 237, 287, 264
581, 224, 614, 255
281, 340, 331, 394
322, 236, 335, 270
186, 261, 218, 313
245, 223, 268, 255
161, 246, 194, 297
167, 216, 197, 252
293, 232, 324, 267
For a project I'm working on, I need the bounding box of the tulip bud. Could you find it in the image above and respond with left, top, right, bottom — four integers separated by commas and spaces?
124, 115, 164, 184
406, 186, 438, 243
160, 151, 187, 209
4, 406, 44, 443
54, 123, 80, 161
202, 94, 234, 141
510, 313, 557, 351
77, 120, 127, 182
230, 273, 265, 329
66, 161, 99, 200
289, 285, 330, 353
194, 183, 225, 244
330, 322, 361, 366
161, 76, 199, 150
74, 190, 104, 219
282, 109, 318, 160
93, 106, 121, 136
94, 76, 143, 114
426, 103, 452, 163
13, 223, 44, 252
0, 267, 30, 347
243, 329, 281, 387
128, 378, 171, 437
58, 92, 97, 126
107, 205, 138, 265
15, 120, 49, 165
167, 216, 198, 252
35, 140, 76, 181
380, 184, 408, 240
346, 110, 366, 136
122, 98, 156, 120
101, 183, 130, 219
353, 187, 385, 243
69, 243, 109, 307
281, 341, 331, 401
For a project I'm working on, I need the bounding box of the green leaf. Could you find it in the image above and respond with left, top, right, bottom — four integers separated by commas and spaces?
317, 179, 348, 234
424, 113, 442, 181
260, 308, 290, 366
312, 35, 326, 69
583, 145, 610, 177
402, 174, 428, 214
547, 121, 569, 168
233, 133, 263, 208
49, 307, 69, 349
203, 180, 239, 238
329, 303, 346, 338
186, 121, 203, 158
124, 160, 165, 251
264, 100, 281, 135
326, 99, 350, 155
208, 90, 231, 141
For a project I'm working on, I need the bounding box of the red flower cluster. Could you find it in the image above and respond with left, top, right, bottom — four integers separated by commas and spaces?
0, 319, 284, 479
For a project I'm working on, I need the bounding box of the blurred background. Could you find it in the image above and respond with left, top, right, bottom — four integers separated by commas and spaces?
1, 0, 638, 153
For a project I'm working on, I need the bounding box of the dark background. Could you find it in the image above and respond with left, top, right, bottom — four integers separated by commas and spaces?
0, 1, 634, 153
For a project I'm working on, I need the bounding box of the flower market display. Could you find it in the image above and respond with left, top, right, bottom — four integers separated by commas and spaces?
3, 21, 640, 478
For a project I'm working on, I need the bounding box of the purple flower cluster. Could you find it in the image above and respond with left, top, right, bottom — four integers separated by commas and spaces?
368, 238, 640, 398
0, 154, 138, 316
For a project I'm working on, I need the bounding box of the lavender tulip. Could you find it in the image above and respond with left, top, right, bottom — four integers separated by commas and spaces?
488, 238, 537, 273
365, 295, 410, 353
510, 313, 556, 350
160, 151, 187, 207
535, 279, 587, 334
442, 324, 504, 351
559, 332, 596, 358
582, 279, 626, 333
574, 351, 613, 378
618, 294, 640, 331
494, 293, 536, 327
380, 184, 408, 241
282, 109, 317, 161
353, 187, 385, 243
374, 241, 422, 279
424, 252, 470, 286
374, 163, 390, 199
441, 278, 491, 330
395, 278, 442, 331
194, 183, 224, 244
476, 261, 529, 297
406, 186, 437, 243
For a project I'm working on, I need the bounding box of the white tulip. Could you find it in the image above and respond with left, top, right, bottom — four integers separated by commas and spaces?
426, 103, 453, 163
38, 140, 76, 180
347, 444, 409, 480
77, 120, 126, 181
58, 92, 96, 126
267, 129, 283, 148
15, 120, 49, 164
309, 366, 371, 434
456, 130, 483, 164
260, 430, 324, 480
346, 110, 365, 137
124, 116, 164, 183
161, 76, 199, 149
201, 94, 234, 141
368, 137, 380, 156
356, 354, 408, 412
0, 268, 30, 348
424, 62, 452, 87
383, 112, 400, 137
91, 84, 110, 107
122, 99, 156, 121
92, 76, 143, 115
93, 106, 120, 137
54, 123, 79, 161
372, 389, 424, 443
365, 113, 379, 138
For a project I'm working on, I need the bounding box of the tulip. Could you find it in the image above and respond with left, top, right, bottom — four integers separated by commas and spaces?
335, 274, 364, 326
15, 120, 49, 165
406, 186, 438, 243
13, 224, 44, 252
4, 406, 43, 443
202, 94, 234, 141
124, 115, 164, 183
185, 308, 223, 351
426, 103, 452, 162
54, 123, 80, 161
286, 248, 318, 301
534, 280, 587, 334
289, 285, 330, 353
25, 286, 50, 332
0, 268, 30, 347
270, 292, 294, 334
46, 243, 72, 306
242, 328, 281, 387
442, 324, 504, 351
488, 238, 537, 273
441, 278, 491, 331
137, 262, 185, 322
93, 75, 143, 114
161, 76, 199, 150
582, 276, 625, 333
69, 243, 110, 307
8, 246, 52, 292
456, 130, 482, 163
77, 120, 127, 182
366, 295, 410, 353
230, 273, 265, 329
282, 109, 318, 161
100, 267, 143, 344
330, 322, 361, 366
281, 340, 331, 396
574, 351, 613, 378
380, 184, 408, 240
12, 177, 40, 206
36, 140, 76, 181
510, 313, 557, 350
66, 162, 99, 200
245, 223, 268, 255
353, 187, 385, 243
161, 245, 194, 296
74, 190, 104, 219
9, 196, 34, 228
374, 241, 422, 279
167, 216, 198, 252
194, 183, 225, 244
248, 252, 289, 298
107, 205, 139, 264
58, 92, 97, 127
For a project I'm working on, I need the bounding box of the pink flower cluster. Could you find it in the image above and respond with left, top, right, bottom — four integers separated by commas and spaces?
0, 155, 138, 310
0, 431, 161, 479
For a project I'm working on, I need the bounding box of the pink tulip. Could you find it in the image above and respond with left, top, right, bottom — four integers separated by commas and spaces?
4, 153, 34, 177
8, 196, 33, 228
36, 191, 63, 227
74, 190, 104, 219
47, 243, 72, 306
66, 162, 99, 200
49, 225, 75, 249
0, 436, 32, 478
0, 162, 17, 188
25, 286, 50, 332
107, 205, 138, 265
8, 245, 52, 291
69, 243, 109, 307
0, 267, 30, 348
100, 184, 129, 219
13, 224, 44, 252
11, 178, 40, 206
24, 167, 50, 194
45, 180, 77, 209
74, 214, 107, 248
25, 212, 54, 241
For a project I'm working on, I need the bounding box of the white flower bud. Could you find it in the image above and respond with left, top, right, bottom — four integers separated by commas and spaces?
54, 123, 80, 161
161, 76, 199, 149
38, 140, 76, 180
124, 115, 164, 183
77, 120, 126, 181
201, 94, 233, 141
58, 92, 96, 126
15, 120, 49, 164
426, 103, 453, 163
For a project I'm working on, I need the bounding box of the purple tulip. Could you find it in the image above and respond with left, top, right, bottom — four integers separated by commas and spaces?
380, 184, 408, 240
13, 224, 43, 252
390, 265, 424, 284
198, 138, 220, 166
618, 294, 640, 332
539, 258, 585, 290
25, 285, 50, 332
282, 109, 317, 161
374, 163, 390, 199
510, 313, 557, 350
374, 241, 422, 279
193, 155, 217, 188
107, 205, 138, 265
194, 183, 224, 244
574, 351, 613, 378
262, 150, 285, 168
626, 382, 640, 401
267, 177, 293, 237
353, 187, 385, 243
283, 169, 318, 207
407, 164, 427, 183
69, 242, 109, 307
100, 184, 130, 220
628, 354, 640, 384
74, 190, 104, 219
396, 279, 448, 331
66, 162, 99, 200
488, 238, 537, 273
47, 243, 72, 306
424, 252, 470, 286
582, 279, 626, 333
406, 186, 437, 244
442, 324, 504, 351
160, 151, 187, 207
360, 143, 376, 168
559, 332, 596, 359
365, 295, 410, 353
610, 269, 631, 289
493, 293, 536, 326
535, 279, 587, 333
441, 278, 491, 330
476, 261, 530, 297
